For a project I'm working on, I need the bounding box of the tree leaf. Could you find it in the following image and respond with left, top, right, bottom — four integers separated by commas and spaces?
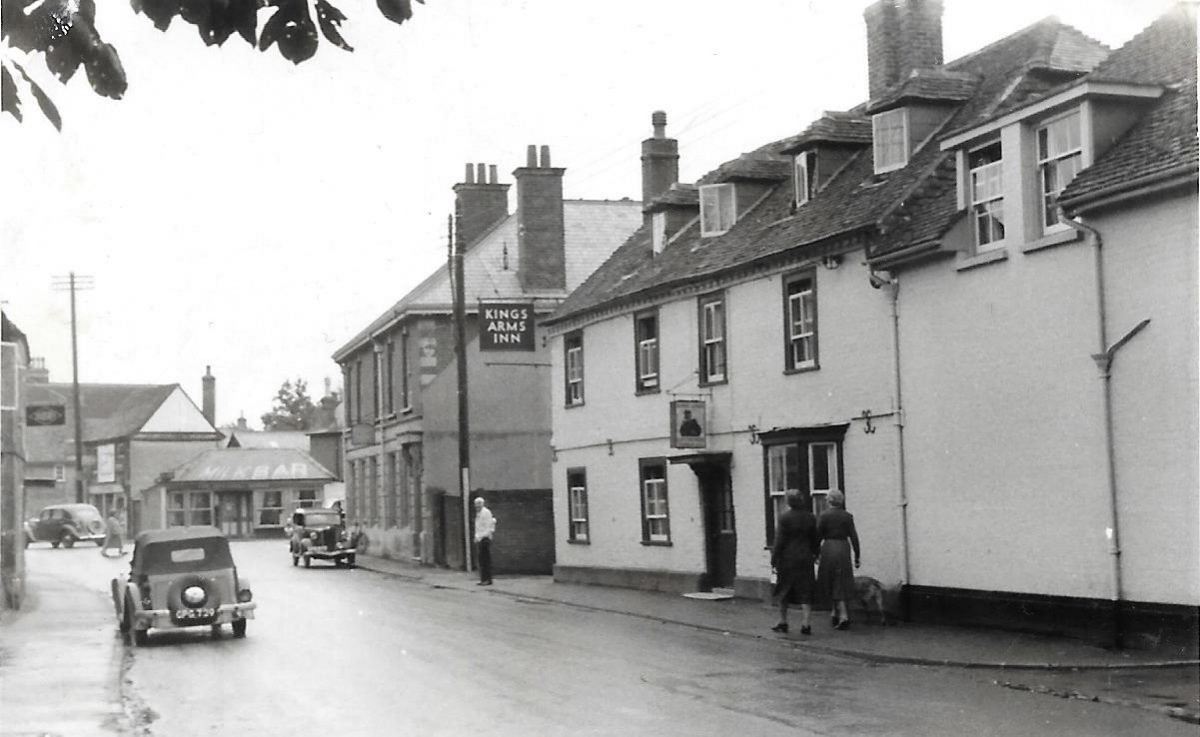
45, 38, 84, 83
376, 0, 415, 25
315, 0, 353, 52
1, 66, 22, 123
13, 61, 62, 131
130, 0, 183, 31
260, 0, 318, 64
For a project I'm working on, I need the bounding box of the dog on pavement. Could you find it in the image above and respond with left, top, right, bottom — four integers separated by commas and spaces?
854, 576, 889, 625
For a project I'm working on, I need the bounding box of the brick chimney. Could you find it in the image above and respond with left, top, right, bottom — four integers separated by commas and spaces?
453, 162, 510, 247
641, 110, 679, 228
513, 145, 566, 291
864, 0, 944, 100
202, 365, 215, 426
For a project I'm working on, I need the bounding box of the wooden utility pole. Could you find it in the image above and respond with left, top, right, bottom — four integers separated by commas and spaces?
450, 215, 473, 571
52, 273, 93, 504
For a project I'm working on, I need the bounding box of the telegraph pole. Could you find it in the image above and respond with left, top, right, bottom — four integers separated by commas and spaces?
51, 273, 93, 504
450, 214, 473, 572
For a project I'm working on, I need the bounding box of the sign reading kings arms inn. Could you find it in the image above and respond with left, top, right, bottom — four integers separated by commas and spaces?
479, 302, 535, 351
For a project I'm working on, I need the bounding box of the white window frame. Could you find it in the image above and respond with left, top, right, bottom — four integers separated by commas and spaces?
640, 461, 670, 543
700, 297, 726, 383
766, 444, 800, 542
807, 442, 841, 517
699, 183, 736, 237
794, 150, 814, 206
168, 491, 212, 527
872, 108, 910, 174
568, 470, 589, 542
968, 140, 1005, 251
635, 313, 659, 391
565, 335, 584, 406
258, 490, 284, 527
54, 464, 65, 482
786, 274, 817, 370
1037, 110, 1084, 233
651, 211, 667, 254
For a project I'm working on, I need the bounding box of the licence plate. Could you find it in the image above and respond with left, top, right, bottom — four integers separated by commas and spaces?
175, 608, 215, 620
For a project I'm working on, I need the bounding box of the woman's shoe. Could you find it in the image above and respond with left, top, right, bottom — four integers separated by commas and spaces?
770, 622, 789, 633
799, 625, 812, 635
835, 619, 850, 630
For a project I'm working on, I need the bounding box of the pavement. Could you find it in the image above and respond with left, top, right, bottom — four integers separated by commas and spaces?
355, 554, 1200, 726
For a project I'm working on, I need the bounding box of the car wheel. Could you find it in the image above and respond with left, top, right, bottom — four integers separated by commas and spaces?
232, 619, 247, 638
94, 539, 105, 547
50, 540, 60, 549
347, 554, 356, 568
303, 555, 311, 568
133, 628, 148, 647
119, 594, 133, 634
60, 532, 76, 549
292, 554, 299, 567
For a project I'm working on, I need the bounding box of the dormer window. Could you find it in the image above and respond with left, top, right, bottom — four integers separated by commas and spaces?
651, 211, 667, 254
1037, 110, 1083, 232
699, 183, 736, 237
794, 151, 814, 206
968, 141, 1005, 249
872, 108, 909, 173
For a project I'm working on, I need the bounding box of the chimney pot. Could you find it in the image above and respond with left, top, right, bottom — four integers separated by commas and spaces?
476, 162, 486, 183
489, 164, 498, 184
526, 145, 537, 167
540, 145, 551, 168
464, 163, 475, 184
652, 110, 667, 138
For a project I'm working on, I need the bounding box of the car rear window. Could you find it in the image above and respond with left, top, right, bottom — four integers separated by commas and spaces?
139, 538, 234, 573
302, 512, 340, 526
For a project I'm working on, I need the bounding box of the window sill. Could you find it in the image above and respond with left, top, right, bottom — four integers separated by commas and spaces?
698, 377, 728, 388
564, 401, 586, 410
635, 387, 661, 396
640, 540, 673, 547
783, 364, 820, 376
956, 247, 1008, 272
1021, 229, 1082, 254
566, 538, 591, 545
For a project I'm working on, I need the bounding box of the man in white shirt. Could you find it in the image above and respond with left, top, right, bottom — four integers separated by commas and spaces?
473, 496, 496, 585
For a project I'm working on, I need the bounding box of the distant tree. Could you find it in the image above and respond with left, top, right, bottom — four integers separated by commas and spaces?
261, 378, 318, 431
2, 0, 423, 129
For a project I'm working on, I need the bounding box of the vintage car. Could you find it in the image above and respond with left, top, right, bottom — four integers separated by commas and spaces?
24, 503, 107, 548
288, 507, 356, 568
111, 526, 256, 645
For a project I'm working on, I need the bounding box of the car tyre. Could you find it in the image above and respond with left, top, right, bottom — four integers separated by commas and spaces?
303, 555, 311, 568
347, 554, 356, 568
119, 598, 132, 634
292, 554, 299, 567
50, 540, 60, 549
232, 619, 247, 638
133, 628, 148, 647
94, 539, 105, 547
60, 532, 76, 549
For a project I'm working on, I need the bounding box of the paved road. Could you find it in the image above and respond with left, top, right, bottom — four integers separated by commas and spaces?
4, 540, 1195, 736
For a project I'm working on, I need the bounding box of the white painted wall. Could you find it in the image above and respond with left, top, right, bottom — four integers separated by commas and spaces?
140, 387, 216, 433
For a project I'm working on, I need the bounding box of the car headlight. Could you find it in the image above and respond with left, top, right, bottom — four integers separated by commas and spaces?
237, 587, 253, 603
182, 585, 208, 607
309, 531, 319, 541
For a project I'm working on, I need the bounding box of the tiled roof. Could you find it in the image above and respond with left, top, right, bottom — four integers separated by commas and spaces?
646, 183, 699, 211
780, 112, 872, 154
226, 430, 310, 449
703, 155, 791, 184
333, 199, 642, 359
27, 382, 179, 442
866, 69, 979, 114
551, 18, 1109, 324
164, 448, 334, 484
1061, 5, 1198, 208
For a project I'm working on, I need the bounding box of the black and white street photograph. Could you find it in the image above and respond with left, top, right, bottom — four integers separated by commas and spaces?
2, 1, 1197, 734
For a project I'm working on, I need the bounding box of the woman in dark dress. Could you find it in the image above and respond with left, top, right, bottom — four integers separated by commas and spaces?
770, 491, 819, 635
817, 490, 861, 630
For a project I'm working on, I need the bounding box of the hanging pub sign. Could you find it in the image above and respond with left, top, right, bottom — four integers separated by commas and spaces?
670, 400, 707, 449
26, 404, 66, 426
479, 302, 535, 351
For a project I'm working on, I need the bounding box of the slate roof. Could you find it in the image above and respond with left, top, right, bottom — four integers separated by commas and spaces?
333, 199, 641, 360
25, 382, 181, 443
550, 17, 1110, 324
164, 448, 334, 484
1060, 4, 1198, 209
646, 183, 699, 211
780, 112, 873, 155
225, 430, 310, 450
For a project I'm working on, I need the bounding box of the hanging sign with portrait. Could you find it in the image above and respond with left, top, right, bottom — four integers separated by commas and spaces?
670, 400, 707, 449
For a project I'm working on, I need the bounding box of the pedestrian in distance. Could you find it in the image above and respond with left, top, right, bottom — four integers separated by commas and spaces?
817, 490, 861, 630
101, 508, 126, 557
473, 496, 496, 586
770, 490, 819, 635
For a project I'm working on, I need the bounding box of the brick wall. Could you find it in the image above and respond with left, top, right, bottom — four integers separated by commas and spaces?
514, 146, 566, 291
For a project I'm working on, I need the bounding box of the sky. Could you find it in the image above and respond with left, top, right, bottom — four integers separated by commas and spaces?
0, 0, 1175, 428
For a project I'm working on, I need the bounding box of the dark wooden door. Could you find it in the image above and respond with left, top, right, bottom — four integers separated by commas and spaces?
700, 466, 737, 589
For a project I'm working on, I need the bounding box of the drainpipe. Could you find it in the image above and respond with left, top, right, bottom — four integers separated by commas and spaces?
1062, 209, 1150, 651
871, 269, 912, 620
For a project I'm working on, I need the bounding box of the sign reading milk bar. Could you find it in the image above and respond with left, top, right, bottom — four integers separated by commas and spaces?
479, 302, 535, 351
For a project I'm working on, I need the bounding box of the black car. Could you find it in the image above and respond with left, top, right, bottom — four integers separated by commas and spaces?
24, 503, 107, 548
287, 508, 356, 567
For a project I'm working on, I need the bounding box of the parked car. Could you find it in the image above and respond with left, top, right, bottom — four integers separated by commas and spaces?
24, 503, 107, 548
288, 507, 356, 568
111, 526, 256, 646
